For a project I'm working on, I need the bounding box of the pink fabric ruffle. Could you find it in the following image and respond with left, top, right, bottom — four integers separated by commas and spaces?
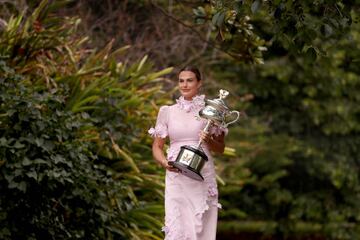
193, 181, 221, 234
148, 124, 168, 138
163, 205, 190, 240
176, 95, 205, 113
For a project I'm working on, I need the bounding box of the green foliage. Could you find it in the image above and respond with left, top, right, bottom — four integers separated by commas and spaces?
0, 0, 171, 239
212, 6, 360, 240
192, 0, 359, 64
193, 1, 266, 64
0, 61, 120, 239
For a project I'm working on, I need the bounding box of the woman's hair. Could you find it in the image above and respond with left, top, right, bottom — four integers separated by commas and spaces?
179, 66, 201, 81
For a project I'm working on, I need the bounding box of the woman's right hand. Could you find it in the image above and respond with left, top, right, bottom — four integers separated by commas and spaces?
161, 160, 180, 172
152, 137, 179, 172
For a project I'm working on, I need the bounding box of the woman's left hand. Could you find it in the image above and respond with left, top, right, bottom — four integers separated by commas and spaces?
199, 130, 211, 143
199, 130, 225, 153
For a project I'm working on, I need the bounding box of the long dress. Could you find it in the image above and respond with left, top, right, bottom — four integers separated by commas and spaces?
148, 95, 227, 240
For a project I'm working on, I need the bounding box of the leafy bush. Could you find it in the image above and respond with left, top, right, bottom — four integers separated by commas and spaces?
214, 8, 360, 240
0, 0, 171, 239
0, 60, 120, 239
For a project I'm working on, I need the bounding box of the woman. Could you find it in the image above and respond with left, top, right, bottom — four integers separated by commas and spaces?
148, 66, 227, 240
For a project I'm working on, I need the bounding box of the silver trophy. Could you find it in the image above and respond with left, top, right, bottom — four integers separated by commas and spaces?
169, 89, 240, 181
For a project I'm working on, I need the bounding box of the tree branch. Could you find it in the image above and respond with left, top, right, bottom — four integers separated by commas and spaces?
149, 1, 236, 61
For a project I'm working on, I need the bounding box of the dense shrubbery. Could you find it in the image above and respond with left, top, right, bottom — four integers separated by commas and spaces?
0, 1, 171, 239
206, 3, 360, 239
0, 61, 117, 239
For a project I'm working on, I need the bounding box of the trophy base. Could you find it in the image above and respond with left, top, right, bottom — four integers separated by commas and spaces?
169, 145, 208, 181
169, 161, 204, 181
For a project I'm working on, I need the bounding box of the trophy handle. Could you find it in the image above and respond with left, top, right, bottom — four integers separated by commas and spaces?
224, 111, 240, 127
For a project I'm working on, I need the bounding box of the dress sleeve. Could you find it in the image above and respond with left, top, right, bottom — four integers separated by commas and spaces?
148, 106, 169, 138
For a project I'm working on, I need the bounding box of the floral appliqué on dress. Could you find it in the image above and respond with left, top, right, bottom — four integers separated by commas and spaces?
176, 95, 205, 113
148, 124, 168, 138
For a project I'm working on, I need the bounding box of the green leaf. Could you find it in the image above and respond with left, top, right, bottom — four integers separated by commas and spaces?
251, 0, 262, 13
305, 47, 317, 63
0, 137, 9, 147
22, 157, 32, 166
26, 171, 38, 180
322, 23, 333, 37
137, 55, 148, 72
212, 11, 225, 28
8, 181, 27, 192
193, 6, 206, 17
35, 138, 44, 147
33, 158, 50, 165
146, 67, 173, 81
53, 154, 65, 164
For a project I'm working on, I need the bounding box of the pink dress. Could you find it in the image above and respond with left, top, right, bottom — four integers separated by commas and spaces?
149, 95, 227, 240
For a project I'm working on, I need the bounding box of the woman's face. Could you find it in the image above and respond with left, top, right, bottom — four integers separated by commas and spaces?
178, 71, 201, 100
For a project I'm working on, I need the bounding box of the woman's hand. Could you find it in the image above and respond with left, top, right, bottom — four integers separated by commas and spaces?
199, 130, 212, 143
161, 160, 180, 172
152, 137, 179, 172
199, 130, 225, 153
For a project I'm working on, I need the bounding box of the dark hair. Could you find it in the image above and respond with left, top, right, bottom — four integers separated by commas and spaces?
179, 66, 201, 81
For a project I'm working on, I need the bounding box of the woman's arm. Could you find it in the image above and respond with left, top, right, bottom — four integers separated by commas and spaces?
199, 131, 225, 153
152, 137, 179, 172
